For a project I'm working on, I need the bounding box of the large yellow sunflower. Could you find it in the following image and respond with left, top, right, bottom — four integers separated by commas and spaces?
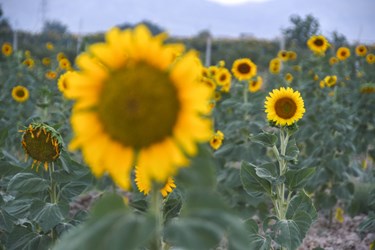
307, 35, 330, 54
66, 25, 212, 190
336, 47, 350, 61
265, 87, 305, 126
231, 58, 257, 81
12, 85, 30, 103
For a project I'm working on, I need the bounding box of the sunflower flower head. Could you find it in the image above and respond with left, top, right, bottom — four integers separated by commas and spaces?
12, 85, 30, 103
278, 50, 289, 61
45, 70, 57, 80
360, 83, 375, 94
336, 47, 351, 61
366, 53, 375, 64
248, 76, 263, 93
287, 51, 297, 61
210, 130, 224, 150
329, 57, 338, 66
2, 42, 13, 56
57, 71, 77, 97
66, 25, 212, 190
324, 75, 337, 87
232, 58, 257, 81
265, 87, 305, 126
20, 123, 63, 171
215, 67, 232, 86
307, 35, 330, 55
355, 45, 367, 57
135, 166, 176, 197
284, 73, 293, 84
22, 58, 35, 69
269, 58, 281, 74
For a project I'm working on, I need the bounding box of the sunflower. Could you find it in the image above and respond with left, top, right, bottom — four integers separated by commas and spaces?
329, 57, 338, 66
336, 47, 350, 61
58, 71, 76, 96
313, 74, 319, 81
324, 75, 337, 87
319, 80, 325, 88
287, 51, 297, 61
218, 60, 225, 67
46, 42, 54, 50
12, 85, 29, 103
22, 58, 35, 69
2, 42, 13, 56
66, 25, 212, 190
366, 53, 375, 64
45, 70, 57, 80
248, 76, 263, 93
215, 67, 231, 86
269, 58, 281, 74
56, 52, 67, 61
231, 58, 257, 81
307, 35, 330, 54
214, 91, 222, 101
278, 50, 289, 61
135, 166, 176, 197
360, 83, 375, 94
284, 73, 293, 84
292, 65, 301, 72
42, 57, 51, 66
201, 77, 216, 92
210, 130, 224, 150
355, 45, 367, 57
59, 58, 72, 71
208, 65, 219, 77
20, 123, 62, 171
265, 87, 305, 126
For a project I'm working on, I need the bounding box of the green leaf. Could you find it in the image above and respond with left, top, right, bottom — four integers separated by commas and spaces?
285, 167, 316, 190
7, 172, 49, 194
53, 194, 155, 250
284, 139, 300, 162
0, 208, 15, 232
244, 218, 259, 234
255, 162, 279, 183
291, 210, 313, 239
30, 201, 68, 232
273, 219, 302, 250
249, 234, 272, 250
6, 225, 52, 250
249, 132, 278, 147
3, 199, 33, 218
286, 192, 317, 221
241, 161, 271, 197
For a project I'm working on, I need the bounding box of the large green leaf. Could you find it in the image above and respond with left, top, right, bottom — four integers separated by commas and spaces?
255, 162, 279, 183
3, 198, 33, 218
241, 161, 271, 197
0, 208, 15, 232
286, 192, 317, 221
7, 172, 49, 194
245, 219, 272, 250
290, 210, 313, 239
6, 225, 52, 250
285, 167, 316, 190
284, 139, 300, 162
273, 219, 302, 250
30, 201, 68, 232
249, 132, 278, 147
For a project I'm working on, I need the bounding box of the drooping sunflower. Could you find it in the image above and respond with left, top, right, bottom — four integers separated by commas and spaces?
248, 76, 263, 93
2, 42, 13, 56
355, 45, 367, 57
324, 75, 337, 87
135, 166, 176, 197
215, 67, 231, 86
366, 53, 375, 64
278, 50, 289, 61
231, 58, 257, 81
336, 47, 350, 61
265, 87, 305, 126
307, 35, 330, 54
12, 85, 30, 103
20, 123, 62, 171
210, 130, 224, 150
66, 25, 212, 190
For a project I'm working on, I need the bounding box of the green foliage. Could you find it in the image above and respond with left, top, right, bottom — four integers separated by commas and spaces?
282, 14, 320, 48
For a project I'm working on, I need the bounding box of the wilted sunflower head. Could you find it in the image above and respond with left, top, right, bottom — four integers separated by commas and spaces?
20, 123, 63, 171
12, 85, 29, 103
336, 47, 351, 61
2, 42, 13, 56
265, 87, 305, 126
355, 45, 367, 57
307, 35, 330, 54
66, 25, 212, 190
232, 58, 257, 81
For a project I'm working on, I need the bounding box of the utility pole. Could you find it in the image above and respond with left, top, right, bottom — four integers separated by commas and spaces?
205, 34, 212, 67
40, 0, 48, 28
13, 20, 18, 51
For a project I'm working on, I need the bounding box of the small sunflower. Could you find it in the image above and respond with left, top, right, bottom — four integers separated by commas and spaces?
360, 83, 375, 94
42, 57, 51, 66
135, 166, 176, 197
201, 77, 216, 92
335, 207, 344, 223
66, 25, 212, 190
319, 80, 325, 89
215, 67, 231, 86
46, 42, 54, 50
313, 74, 319, 81
307, 35, 330, 54
2, 42, 13, 56
366, 53, 375, 64
336, 47, 350, 61
20, 123, 62, 171
231, 58, 257, 81
220, 81, 231, 93
265, 87, 305, 126
284, 73, 293, 84
57, 52, 67, 61
269, 58, 281, 75
57, 71, 76, 96
329, 57, 338, 66
210, 130, 224, 150
24, 50, 32, 58
208, 65, 219, 77
292, 65, 301, 72
59, 58, 72, 71
12, 85, 29, 103
324, 75, 337, 87
355, 45, 367, 57
248, 76, 263, 93
45, 70, 57, 80
287, 51, 297, 61
277, 50, 289, 61
22, 58, 35, 69
214, 91, 222, 101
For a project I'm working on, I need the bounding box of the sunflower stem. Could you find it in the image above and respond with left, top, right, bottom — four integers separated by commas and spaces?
48, 163, 58, 243
150, 185, 163, 250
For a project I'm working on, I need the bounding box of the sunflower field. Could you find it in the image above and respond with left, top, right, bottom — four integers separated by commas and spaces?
0, 20, 375, 250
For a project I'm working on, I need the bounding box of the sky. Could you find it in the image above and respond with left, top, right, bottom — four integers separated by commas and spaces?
1, 0, 375, 43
